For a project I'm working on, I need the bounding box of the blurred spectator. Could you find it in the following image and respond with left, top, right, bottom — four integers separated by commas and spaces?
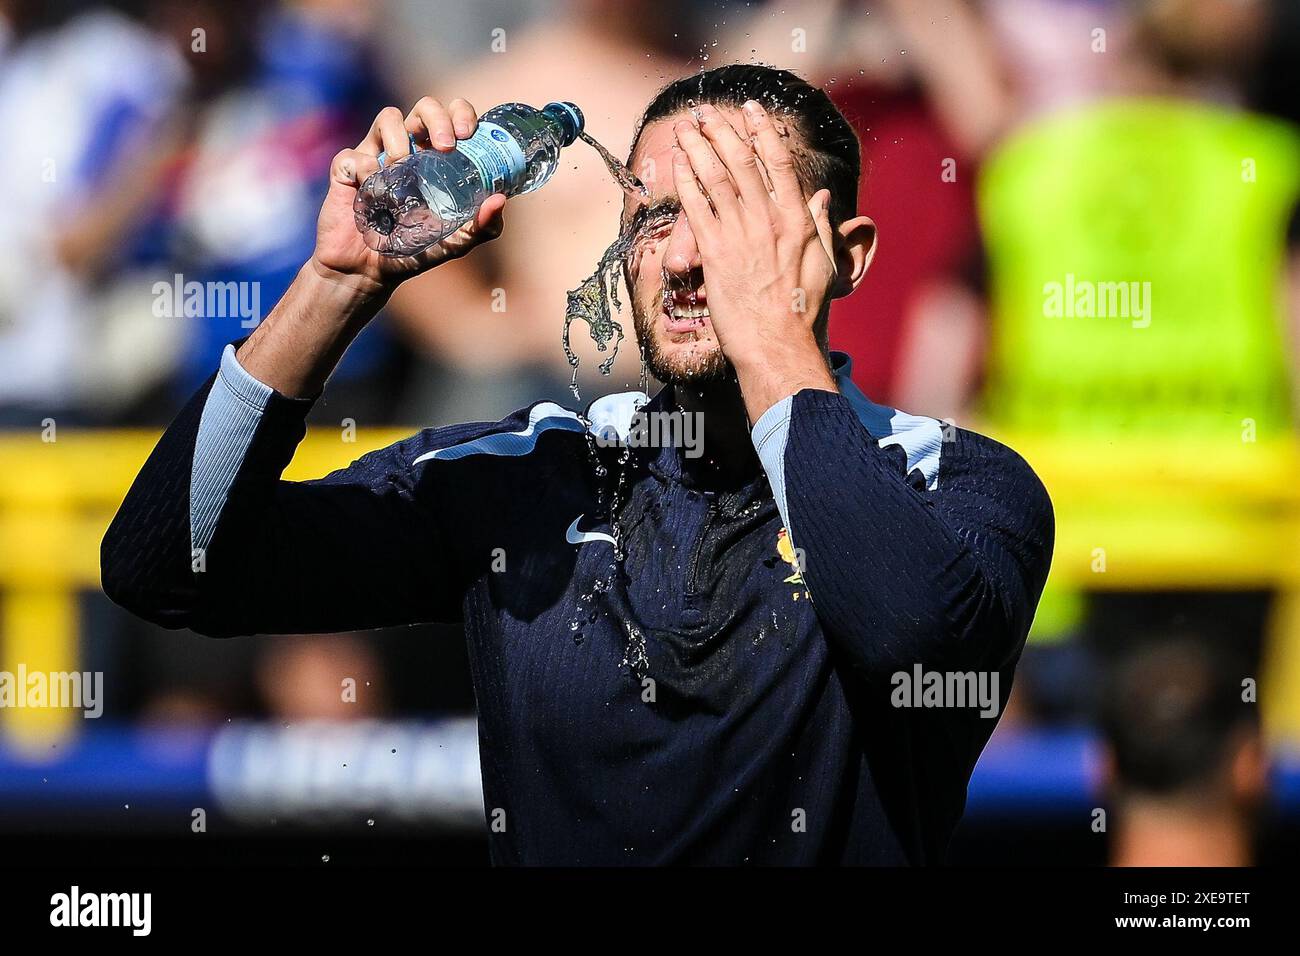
254, 634, 386, 720
165, 0, 402, 425
980, 0, 1134, 120
0, 0, 190, 426
973, 0, 1300, 436
975, 0, 1299, 687
1100, 637, 1265, 866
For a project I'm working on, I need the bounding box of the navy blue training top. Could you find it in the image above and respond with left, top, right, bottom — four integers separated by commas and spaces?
101, 346, 1054, 865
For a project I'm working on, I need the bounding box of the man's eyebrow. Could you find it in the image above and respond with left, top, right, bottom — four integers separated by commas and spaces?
645, 196, 682, 215
624, 196, 682, 234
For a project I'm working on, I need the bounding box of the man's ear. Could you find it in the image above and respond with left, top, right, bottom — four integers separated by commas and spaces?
829, 216, 876, 299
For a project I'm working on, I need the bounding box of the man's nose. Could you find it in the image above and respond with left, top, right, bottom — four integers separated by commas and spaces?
661, 216, 702, 278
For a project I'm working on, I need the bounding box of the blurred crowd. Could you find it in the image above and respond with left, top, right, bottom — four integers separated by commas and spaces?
2, 0, 1298, 863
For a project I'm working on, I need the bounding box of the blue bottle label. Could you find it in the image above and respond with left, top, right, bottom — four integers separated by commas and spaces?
457, 122, 527, 193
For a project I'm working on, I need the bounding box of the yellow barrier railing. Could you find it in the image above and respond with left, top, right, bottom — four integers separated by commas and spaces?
2, 427, 1299, 752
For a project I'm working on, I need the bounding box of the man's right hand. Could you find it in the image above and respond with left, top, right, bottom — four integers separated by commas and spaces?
311, 97, 507, 296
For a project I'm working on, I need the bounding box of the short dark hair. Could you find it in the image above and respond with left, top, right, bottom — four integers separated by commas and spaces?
630, 64, 861, 225
1100, 637, 1259, 797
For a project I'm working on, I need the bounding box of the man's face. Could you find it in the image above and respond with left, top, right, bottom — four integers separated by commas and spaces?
621, 106, 804, 386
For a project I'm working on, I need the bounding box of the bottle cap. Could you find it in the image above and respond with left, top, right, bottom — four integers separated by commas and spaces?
543, 101, 584, 146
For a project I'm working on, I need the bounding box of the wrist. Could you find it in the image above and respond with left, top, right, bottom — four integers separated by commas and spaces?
731, 334, 837, 425
307, 255, 393, 307
235, 261, 390, 399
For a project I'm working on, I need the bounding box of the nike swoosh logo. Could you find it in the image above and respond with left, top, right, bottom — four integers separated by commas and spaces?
566, 515, 616, 547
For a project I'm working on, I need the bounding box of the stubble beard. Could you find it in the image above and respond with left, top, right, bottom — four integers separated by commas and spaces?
630, 293, 732, 388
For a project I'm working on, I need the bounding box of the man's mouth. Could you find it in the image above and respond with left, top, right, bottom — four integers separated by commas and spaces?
662, 288, 709, 332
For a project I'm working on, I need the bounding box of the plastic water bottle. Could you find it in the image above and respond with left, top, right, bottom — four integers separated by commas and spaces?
353, 101, 584, 257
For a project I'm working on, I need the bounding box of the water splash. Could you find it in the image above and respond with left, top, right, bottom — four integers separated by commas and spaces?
560, 133, 658, 400
558, 135, 678, 672
563, 203, 678, 400
563, 262, 624, 399
577, 130, 649, 201
620, 621, 650, 680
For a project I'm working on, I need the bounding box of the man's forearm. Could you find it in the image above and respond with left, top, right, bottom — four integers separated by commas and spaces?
236, 259, 391, 398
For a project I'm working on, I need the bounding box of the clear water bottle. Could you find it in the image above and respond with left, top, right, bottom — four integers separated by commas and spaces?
353, 101, 584, 257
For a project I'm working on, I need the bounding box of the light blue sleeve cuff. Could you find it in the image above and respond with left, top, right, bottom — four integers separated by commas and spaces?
752, 395, 794, 532
190, 345, 275, 554
216, 342, 274, 411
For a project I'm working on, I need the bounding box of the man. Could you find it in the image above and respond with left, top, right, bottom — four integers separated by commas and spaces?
103, 65, 1054, 865
1101, 637, 1265, 866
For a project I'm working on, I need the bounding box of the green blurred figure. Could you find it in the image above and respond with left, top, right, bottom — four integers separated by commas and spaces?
968, 1, 1300, 722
